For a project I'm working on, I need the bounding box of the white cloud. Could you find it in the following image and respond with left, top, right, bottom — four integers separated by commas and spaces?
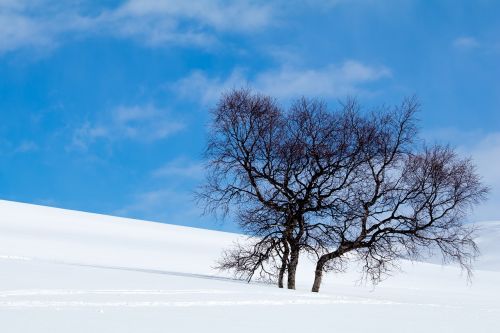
103, 0, 273, 47
0, 6, 54, 52
458, 132, 500, 221
152, 157, 204, 179
453, 36, 480, 49
115, 188, 205, 226
14, 141, 39, 153
175, 68, 249, 104
118, 188, 183, 215
422, 128, 500, 221
0, 0, 273, 53
70, 104, 184, 150
111, 105, 185, 141
255, 61, 391, 98
116, 156, 208, 225
111, 0, 273, 33
0, 1, 95, 53
463, 133, 500, 187
71, 122, 108, 150
174, 61, 391, 104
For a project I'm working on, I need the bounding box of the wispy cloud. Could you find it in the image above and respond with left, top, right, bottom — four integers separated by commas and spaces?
70, 122, 108, 151
123, 0, 272, 32
422, 127, 500, 221
113, 156, 207, 226
152, 157, 204, 180
174, 61, 391, 104
0, 139, 39, 155
117, 188, 184, 216
115, 187, 207, 227
462, 133, 500, 188
0, 0, 274, 54
454, 132, 500, 221
14, 141, 39, 153
110, 105, 185, 141
453, 36, 480, 49
174, 68, 249, 105
0, 1, 94, 53
70, 104, 184, 150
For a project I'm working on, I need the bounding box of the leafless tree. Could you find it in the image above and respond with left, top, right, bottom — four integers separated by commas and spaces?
198, 89, 488, 293
198, 89, 365, 289
310, 101, 489, 292
197, 89, 293, 287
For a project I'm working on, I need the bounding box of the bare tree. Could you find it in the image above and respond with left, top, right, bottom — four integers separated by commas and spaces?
310, 101, 488, 292
198, 89, 365, 289
197, 89, 295, 287
199, 89, 487, 293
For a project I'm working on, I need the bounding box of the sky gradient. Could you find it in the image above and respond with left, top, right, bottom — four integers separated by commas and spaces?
1, 0, 499, 232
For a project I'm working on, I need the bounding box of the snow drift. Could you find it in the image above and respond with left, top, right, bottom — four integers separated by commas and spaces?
0, 200, 499, 332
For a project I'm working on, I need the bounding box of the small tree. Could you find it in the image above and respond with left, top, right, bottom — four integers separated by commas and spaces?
199, 89, 488, 293
198, 89, 365, 289
197, 89, 295, 288
310, 101, 488, 292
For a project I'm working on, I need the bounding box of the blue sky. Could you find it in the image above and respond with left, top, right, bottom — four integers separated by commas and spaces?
0, 0, 499, 232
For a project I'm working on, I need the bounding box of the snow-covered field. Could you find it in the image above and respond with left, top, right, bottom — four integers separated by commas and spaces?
0, 200, 499, 332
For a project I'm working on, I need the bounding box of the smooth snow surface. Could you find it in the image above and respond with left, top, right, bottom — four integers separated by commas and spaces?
0, 200, 499, 332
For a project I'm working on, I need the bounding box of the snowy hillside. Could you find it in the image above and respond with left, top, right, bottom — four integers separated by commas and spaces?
0, 200, 499, 332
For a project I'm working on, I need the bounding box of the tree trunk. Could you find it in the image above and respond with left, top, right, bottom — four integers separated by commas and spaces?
286, 215, 304, 290
311, 257, 326, 293
287, 248, 299, 290
277, 237, 289, 288
278, 263, 286, 288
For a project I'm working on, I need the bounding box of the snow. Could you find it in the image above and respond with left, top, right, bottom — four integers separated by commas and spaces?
0, 199, 499, 332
